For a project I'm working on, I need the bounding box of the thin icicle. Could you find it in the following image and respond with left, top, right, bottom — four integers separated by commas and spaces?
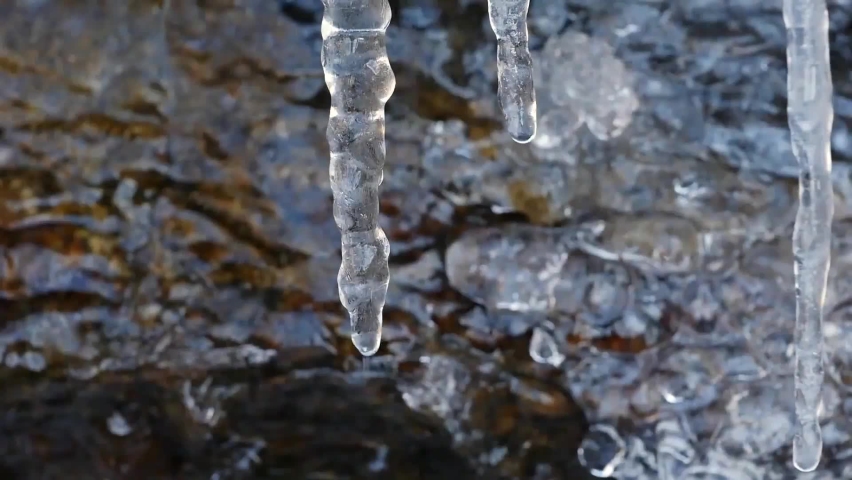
487, 0, 537, 143
783, 0, 834, 472
321, 0, 394, 356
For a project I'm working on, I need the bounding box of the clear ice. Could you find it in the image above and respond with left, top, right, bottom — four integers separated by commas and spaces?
487, 0, 537, 143
539, 32, 639, 142
783, 0, 834, 472
321, 0, 395, 357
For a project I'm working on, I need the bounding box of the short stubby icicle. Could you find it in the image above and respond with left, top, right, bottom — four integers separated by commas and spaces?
321, 0, 395, 356
784, 0, 834, 472
487, 0, 537, 143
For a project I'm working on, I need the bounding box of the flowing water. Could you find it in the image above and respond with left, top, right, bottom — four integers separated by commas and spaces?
1, 0, 852, 478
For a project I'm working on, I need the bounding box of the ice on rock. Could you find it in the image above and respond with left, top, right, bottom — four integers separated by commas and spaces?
527, 0, 569, 37
825, 304, 852, 393
445, 223, 674, 348
679, 450, 767, 480
577, 215, 702, 275
567, 351, 646, 421
648, 348, 719, 412
541, 32, 639, 141
487, 0, 537, 143
321, 0, 395, 356
783, 0, 835, 471
577, 423, 627, 478
445, 226, 571, 313
533, 108, 583, 151
107, 411, 133, 437
746, 323, 796, 376
718, 379, 796, 460
656, 416, 697, 480
399, 354, 472, 443
529, 326, 565, 367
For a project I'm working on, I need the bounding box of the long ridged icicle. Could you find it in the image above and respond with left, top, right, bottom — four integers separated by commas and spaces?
487, 0, 537, 143
783, 0, 834, 472
321, 0, 394, 356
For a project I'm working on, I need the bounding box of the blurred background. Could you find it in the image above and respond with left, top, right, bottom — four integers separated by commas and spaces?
1, 0, 852, 478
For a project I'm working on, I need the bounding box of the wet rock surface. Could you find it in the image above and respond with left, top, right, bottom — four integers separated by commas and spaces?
1, 0, 852, 478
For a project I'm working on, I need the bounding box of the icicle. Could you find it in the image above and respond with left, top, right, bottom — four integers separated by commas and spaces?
487, 0, 537, 143
783, 0, 834, 472
321, 0, 395, 356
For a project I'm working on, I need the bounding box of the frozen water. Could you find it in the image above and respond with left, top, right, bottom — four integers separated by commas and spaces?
529, 326, 565, 367
107, 412, 132, 437
656, 416, 696, 480
783, 0, 835, 471
532, 108, 583, 151
318, 0, 849, 475
321, 0, 395, 356
352, 331, 382, 356
540, 32, 639, 141
487, 0, 537, 143
445, 226, 571, 313
577, 423, 627, 477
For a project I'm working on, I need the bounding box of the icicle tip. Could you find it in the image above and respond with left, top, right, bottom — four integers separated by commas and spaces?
351, 329, 382, 356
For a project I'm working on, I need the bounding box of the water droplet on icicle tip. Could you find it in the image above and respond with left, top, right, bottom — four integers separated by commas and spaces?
352, 330, 381, 356
509, 116, 536, 144
793, 422, 823, 472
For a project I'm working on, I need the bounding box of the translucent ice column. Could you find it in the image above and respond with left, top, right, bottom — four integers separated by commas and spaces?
321, 0, 395, 356
783, 0, 834, 471
488, 0, 537, 143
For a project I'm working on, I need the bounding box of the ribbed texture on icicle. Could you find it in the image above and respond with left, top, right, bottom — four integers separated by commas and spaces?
783, 0, 834, 472
321, 0, 394, 357
487, 0, 537, 143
